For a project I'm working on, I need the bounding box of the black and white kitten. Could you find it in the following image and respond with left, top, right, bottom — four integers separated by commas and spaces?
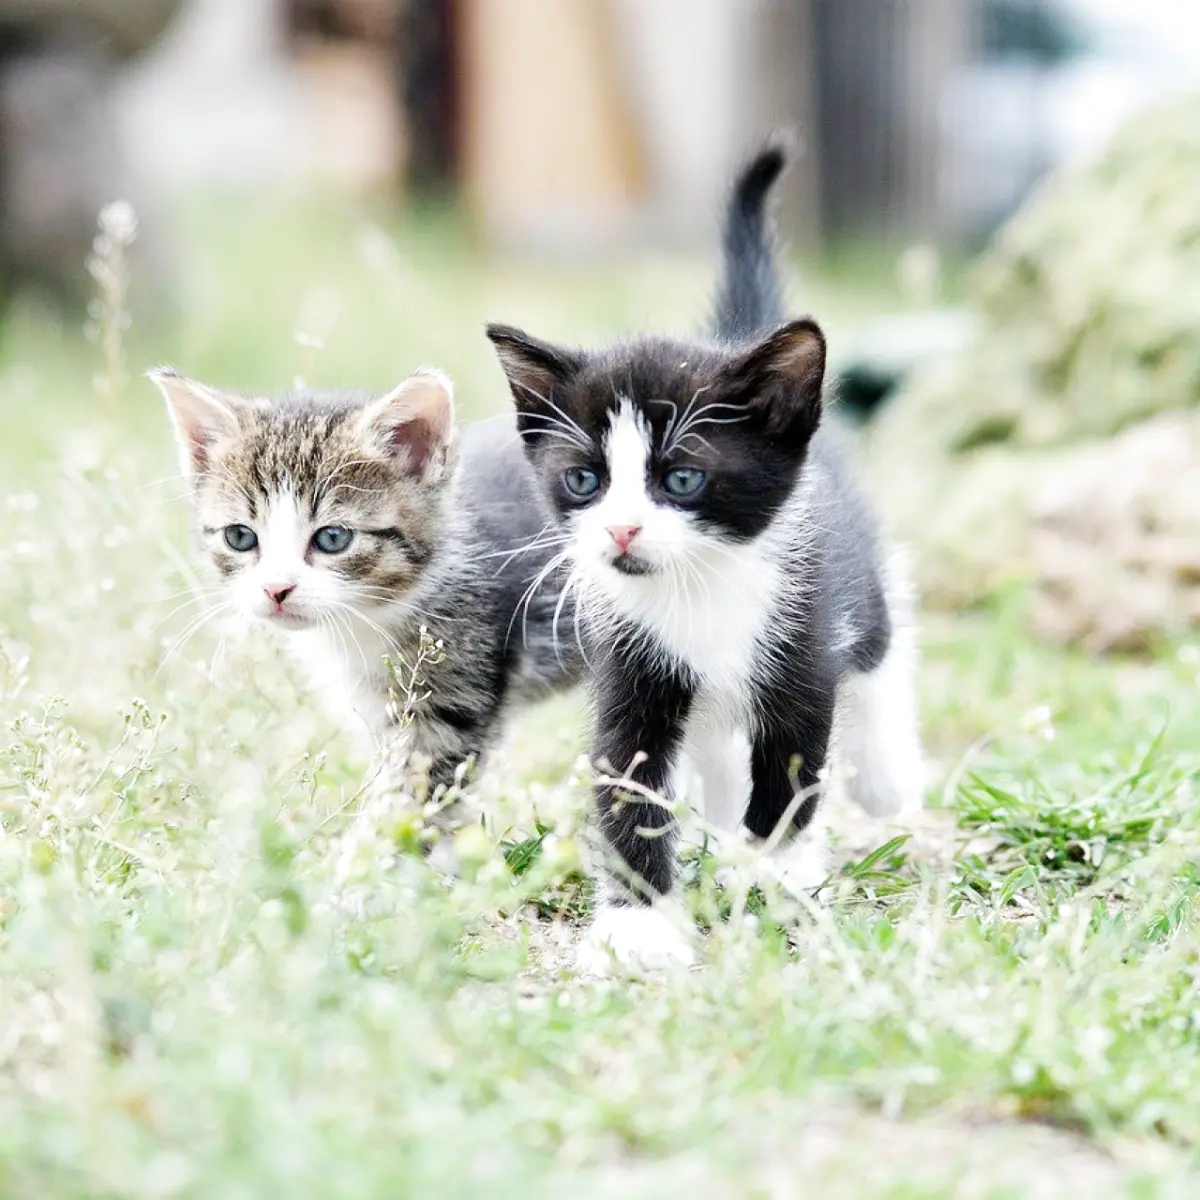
487, 145, 922, 970
151, 367, 582, 805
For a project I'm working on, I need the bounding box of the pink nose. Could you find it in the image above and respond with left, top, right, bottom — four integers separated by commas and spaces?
606, 525, 641, 554
264, 583, 295, 606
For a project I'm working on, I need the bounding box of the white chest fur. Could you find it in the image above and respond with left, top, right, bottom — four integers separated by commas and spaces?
591, 537, 782, 700
289, 619, 395, 743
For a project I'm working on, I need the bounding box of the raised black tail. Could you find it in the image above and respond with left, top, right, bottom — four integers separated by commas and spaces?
711, 138, 790, 342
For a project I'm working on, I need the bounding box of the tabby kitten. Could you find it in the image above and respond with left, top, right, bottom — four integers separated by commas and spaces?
487, 144, 923, 970
153, 367, 581, 800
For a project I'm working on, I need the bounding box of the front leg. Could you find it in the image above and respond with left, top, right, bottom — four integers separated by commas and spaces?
580, 648, 697, 974
743, 672, 836, 896
385, 632, 506, 807
367, 696, 497, 843
591, 648, 695, 900
414, 702, 497, 796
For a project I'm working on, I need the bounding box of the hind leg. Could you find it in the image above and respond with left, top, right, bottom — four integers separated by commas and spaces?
837, 562, 924, 818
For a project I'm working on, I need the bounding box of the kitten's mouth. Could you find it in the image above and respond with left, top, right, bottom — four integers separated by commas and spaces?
262, 608, 314, 630
609, 553, 657, 577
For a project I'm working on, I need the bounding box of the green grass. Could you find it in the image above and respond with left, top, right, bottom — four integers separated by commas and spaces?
1, 197, 1199, 1196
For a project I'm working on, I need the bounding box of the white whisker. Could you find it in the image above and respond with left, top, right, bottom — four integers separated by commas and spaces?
515, 382, 592, 450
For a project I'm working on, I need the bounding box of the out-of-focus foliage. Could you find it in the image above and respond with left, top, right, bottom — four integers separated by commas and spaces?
872, 93, 1200, 650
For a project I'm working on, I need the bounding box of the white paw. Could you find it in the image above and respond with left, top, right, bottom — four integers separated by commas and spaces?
844, 767, 924, 819
426, 836, 463, 878
576, 905, 697, 976
757, 841, 829, 898
751, 813, 830, 899
763, 849, 830, 897
706, 821, 828, 900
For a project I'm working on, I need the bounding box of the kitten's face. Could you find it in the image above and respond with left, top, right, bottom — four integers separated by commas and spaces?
152, 369, 456, 631
486, 321, 825, 586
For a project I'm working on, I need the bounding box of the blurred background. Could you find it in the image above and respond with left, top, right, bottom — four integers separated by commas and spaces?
3, 0, 1199, 286
2, 0, 1200, 664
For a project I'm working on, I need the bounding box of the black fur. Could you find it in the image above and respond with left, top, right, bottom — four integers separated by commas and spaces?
711, 138, 789, 339
488, 144, 894, 903
592, 634, 697, 900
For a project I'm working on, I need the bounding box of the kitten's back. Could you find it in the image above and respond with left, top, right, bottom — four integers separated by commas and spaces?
458, 413, 558, 548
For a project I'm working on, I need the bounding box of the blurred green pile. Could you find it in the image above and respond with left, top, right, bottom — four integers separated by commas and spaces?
872, 93, 1200, 652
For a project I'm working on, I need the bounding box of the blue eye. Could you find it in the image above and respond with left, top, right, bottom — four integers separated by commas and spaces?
313, 526, 354, 554
662, 468, 707, 498
563, 466, 601, 498
223, 524, 258, 552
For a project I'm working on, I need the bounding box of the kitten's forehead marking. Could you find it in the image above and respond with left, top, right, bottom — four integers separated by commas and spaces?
260, 489, 308, 578
602, 400, 651, 520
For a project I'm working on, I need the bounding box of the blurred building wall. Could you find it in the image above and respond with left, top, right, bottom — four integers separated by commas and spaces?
458, 0, 971, 254
459, 0, 644, 252
811, 0, 970, 240
460, 0, 818, 253
608, 0, 749, 246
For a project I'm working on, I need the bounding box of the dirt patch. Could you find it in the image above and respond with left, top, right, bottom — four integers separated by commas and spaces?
1031, 411, 1200, 652
828, 800, 959, 873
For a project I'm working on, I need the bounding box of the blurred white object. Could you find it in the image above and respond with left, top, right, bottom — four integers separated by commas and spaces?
942, 0, 1200, 239
116, 0, 305, 194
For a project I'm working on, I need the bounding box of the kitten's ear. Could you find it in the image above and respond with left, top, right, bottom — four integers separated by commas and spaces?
720, 319, 826, 443
485, 323, 584, 414
148, 367, 240, 479
356, 368, 455, 479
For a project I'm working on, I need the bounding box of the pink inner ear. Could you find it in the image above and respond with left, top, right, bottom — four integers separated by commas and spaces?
387, 417, 438, 474
185, 428, 214, 474
174, 411, 218, 475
